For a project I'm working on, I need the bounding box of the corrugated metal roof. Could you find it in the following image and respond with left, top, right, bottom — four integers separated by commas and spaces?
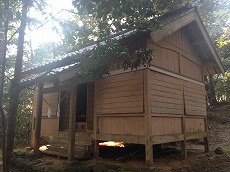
22, 30, 138, 75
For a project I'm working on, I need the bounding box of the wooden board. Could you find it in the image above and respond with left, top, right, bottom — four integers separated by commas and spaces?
97, 133, 145, 144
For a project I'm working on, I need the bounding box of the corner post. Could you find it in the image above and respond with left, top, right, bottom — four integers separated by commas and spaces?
144, 68, 153, 166
34, 82, 44, 155
68, 86, 77, 160
204, 117, 209, 152
181, 83, 187, 159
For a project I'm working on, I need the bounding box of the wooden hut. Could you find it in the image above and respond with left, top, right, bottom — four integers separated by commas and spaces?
21, 6, 224, 166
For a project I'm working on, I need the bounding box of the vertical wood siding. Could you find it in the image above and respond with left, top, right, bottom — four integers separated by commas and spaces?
151, 117, 182, 136
185, 118, 205, 132
98, 116, 144, 136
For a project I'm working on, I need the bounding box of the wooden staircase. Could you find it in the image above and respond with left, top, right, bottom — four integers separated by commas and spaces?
42, 131, 94, 159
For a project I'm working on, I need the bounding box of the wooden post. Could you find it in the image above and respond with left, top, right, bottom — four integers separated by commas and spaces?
93, 81, 99, 157
34, 82, 44, 155
204, 117, 209, 152
181, 84, 187, 159
144, 69, 153, 167
68, 86, 77, 160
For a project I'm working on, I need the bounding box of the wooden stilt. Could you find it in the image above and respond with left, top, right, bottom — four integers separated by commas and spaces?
34, 82, 44, 155
181, 140, 187, 158
204, 118, 209, 152
93, 139, 99, 158
204, 137, 209, 152
68, 86, 77, 160
144, 69, 153, 167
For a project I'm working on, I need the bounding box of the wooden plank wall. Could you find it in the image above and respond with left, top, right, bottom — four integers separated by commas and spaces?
95, 70, 144, 114
150, 72, 183, 115
149, 71, 183, 136
149, 70, 206, 140
149, 28, 203, 81
95, 70, 145, 138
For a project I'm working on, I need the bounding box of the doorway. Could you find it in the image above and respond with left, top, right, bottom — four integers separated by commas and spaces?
59, 82, 94, 132
76, 83, 87, 131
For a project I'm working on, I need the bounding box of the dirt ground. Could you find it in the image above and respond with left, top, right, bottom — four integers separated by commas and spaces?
5, 103, 230, 171
204, 103, 230, 171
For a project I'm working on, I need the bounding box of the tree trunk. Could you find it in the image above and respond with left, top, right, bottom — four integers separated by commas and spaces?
205, 75, 217, 107
0, 0, 9, 171
5, 0, 30, 171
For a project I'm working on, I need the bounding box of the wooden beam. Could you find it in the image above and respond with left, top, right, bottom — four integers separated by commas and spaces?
149, 66, 204, 86
192, 39, 206, 46
202, 62, 217, 68
186, 131, 207, 140
34, 82, 44, 155
42, 78, 95, 94
144, 69, 153, 167
194, 13, 225, 74
68, 86, 77, 160
151, 134, 184, 144
96, 134, 145, 144
42, 83, 72, 94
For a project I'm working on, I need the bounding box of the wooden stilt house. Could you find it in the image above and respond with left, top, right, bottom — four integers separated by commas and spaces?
21, 6, 224, 166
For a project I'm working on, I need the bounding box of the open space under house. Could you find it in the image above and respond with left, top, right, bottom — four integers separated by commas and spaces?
21, 5, 224, 166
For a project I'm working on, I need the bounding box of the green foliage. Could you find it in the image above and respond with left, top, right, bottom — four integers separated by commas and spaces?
72, 0, 191, 39
15, 89, 33, 146
80, 39, 153, 78
214, 73, 230, 102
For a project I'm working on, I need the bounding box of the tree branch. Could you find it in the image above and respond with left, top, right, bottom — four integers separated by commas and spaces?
7, 28, 19, 44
